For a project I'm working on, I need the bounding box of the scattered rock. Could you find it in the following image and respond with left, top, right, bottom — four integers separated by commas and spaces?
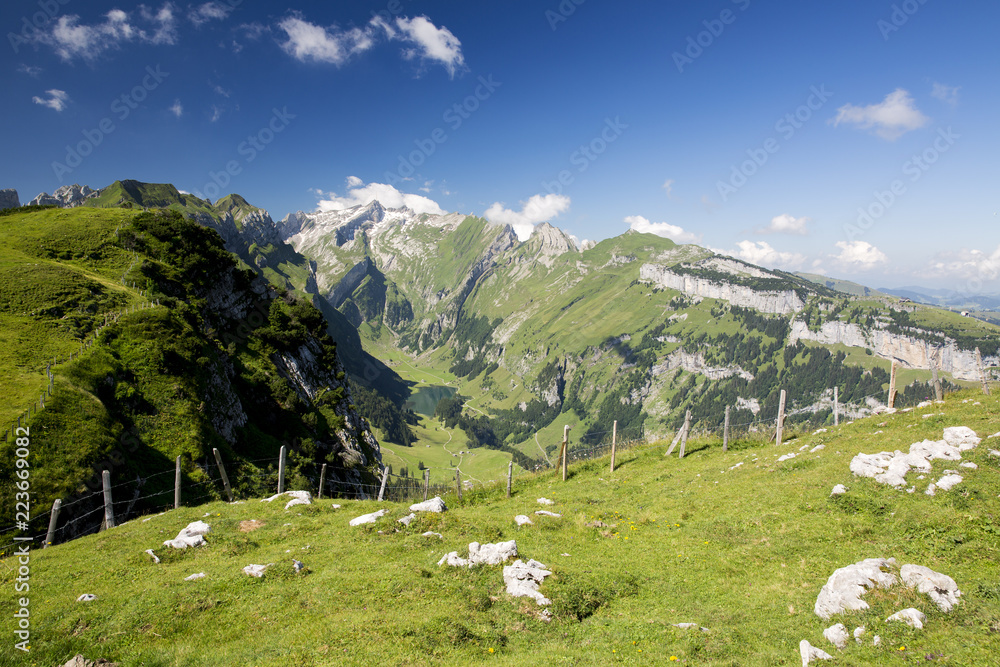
917, 401, 933, 408
830, 484, 847, 496
331, 504, 342, 509
58, 656, 120, 667
503, 558, 552, 605
886, 607, 925, 629
814, 558, 898, 619
799, 639, 833, 666
440, 541, 518, 567
811, 445, 826, 453
184, 573, 206, 581
292, 559, 306, 574
534, 510, 561, 518
349, 509, 386, 526
823, 623, 849, 649
163, 521, 210, 549
672, 622, 710, 632
422, 531, 443, 539
76, 594, 97, 602
925, 484, 937, 496
960, 461, 978, 469
901, 565, 961, 612
536, 498, 555, 505
943, 426, 980, 450
397, 513, 417, 526
853, 626, 865, 644
814, 428, 828, 435
239, 520, 264, 533
515, 515, 533, 526
873, 635, 881, 646
243, 563, 273, 578
988, 433, 1000, 440
144, 549, 160, 563
438, 552, 469, 567
261, 490, 313, 509
410, 497, 447, 513
729, 461, 744, 470
778, 453, 798, 462
990, 450, 1000, 458
935, 474, 963, 492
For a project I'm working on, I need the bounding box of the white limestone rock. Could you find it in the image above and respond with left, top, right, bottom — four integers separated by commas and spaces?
990, 450, 1000, 458
811, 445, 826, 453
830, 484, 847, 496
438, 551, 469, 567
672, 623, 711, 632
823, 623, 849, 649
261, 490, 313, 509
144, 549, 160, 563
886, 607, 925, 629
410, 496, 447, 513
778, 452, 798, 462
349, 509, 386, 526
184, 573, 206, 581
936, 474, 963, 492
799, 639, 833, 666
534, 510, 561, 518
422, 531, 443, 539
873, 635, 881, 646
959, 461, 978, 469
925, 484, 937, 496
397, 513, 417, 526
814, 558, 899, 619
503, 558, 552, 606
469, 540, 518, 565
901, 564, 961, 612
163, 521, 210, 549
537, 497, 555, 505
943, 426, 980, 451
515, 515, 533, 526
243, 563, 273, 578
76, 594, 97, 602
853, 626, 865, 644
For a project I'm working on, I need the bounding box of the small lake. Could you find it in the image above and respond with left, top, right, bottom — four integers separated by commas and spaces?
405, 385, 457, 417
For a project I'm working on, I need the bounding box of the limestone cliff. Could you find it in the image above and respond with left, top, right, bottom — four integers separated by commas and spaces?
639, 264, 805, 314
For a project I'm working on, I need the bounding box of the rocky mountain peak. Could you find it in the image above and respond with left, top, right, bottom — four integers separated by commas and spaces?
0, 188, 19, 209
30, 184, 98, 207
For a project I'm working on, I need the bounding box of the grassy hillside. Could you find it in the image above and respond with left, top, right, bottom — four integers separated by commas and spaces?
4, 389, 998, 665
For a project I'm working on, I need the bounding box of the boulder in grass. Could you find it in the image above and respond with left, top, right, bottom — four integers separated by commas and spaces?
799, 640, 833, 666
935, 474, 963, 492
243, 563, 273, 578
184, 573, 206, 581
410, 496, 447, 513
901, 564, 961, 612
503, 559, 552, 605
814, 558, 898, 619
349, 509, 386, 526
76, 594, 97, 602
163, 521, 210, 549
823, 623, 849, 649
261, 490, 312, 509
59, 656, 120, 667
534, 510, 561, 518
515, 515, 533, 526
437, 551, 469, 567
397, 513, 417, 526
886, 607, 925, 630
469, 540, 517, 566
830, 484, 847, 496
942, 426, 980, 451
536, 498, 555, 505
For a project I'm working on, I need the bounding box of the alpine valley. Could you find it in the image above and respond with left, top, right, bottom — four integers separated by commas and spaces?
3, 180, 999, 536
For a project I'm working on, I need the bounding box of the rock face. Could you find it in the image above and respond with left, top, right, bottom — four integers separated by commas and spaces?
0, 188, 19, 209
901, 564, 961, 612
814, 558, 899, 619
639, 264, 805, 314
788, 320, 999, 381
652, 348, 754, 382
30, 184, 98, 207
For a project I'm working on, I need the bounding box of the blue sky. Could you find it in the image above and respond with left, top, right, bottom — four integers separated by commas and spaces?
3, 0, 999, 292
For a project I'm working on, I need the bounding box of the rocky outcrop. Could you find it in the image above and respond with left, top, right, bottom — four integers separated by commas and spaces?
0, 188, 19, 209
30, 184, 98, 207
639, 264, 805, 314
788, 320, 998, 381
525, 222, 578, 267
814, 558, 899, 619
652, 349, 754, 381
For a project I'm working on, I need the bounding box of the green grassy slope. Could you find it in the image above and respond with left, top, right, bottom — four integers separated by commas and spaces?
4, 389, 998, 666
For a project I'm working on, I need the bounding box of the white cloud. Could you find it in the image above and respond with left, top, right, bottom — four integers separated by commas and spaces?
391, 16, 465, 78
484, 194, 571, 241
756, 213, 809, 236
931, 82, 960, 107
832, 241, 888, 270
209, 104, 222, 122
18, 64, 42, 77
169, 99, 183, 117
189, 1, 232, 26
316, 178, 446, 216
926, 245, 1000, 283
625, 215, 700, 244
32, 89, 69, 112
41, 4, 177, 60
714, 240, 806, 270
662, 179, 675, 198
832, 89, 929, 140
277, 15, 376, 66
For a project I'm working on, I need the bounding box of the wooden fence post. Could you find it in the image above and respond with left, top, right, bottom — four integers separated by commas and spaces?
423, 469, 430, 501
723, 406, 730, 453
174, 456, 181, 509
610, 420, 618, 473
506, 461, 513, 498
378, 467, 389, 501
318, 463, 327, 499
455, 468, 463, 501
102, 470, 115, 530
561, 425, 570, 481
45, 499, 61, 548
213, 448, 233, 502
776, 389, 786, 446
888, 360, 898, 408
833, 387, 839, 426
277, 445, 287, 494
976, 347, 991, 396
679, 410, 691, 459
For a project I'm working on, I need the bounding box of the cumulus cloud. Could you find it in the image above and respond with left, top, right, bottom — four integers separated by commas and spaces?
756, 213, 809, 236
832, 241, 888, 270
32, 89, 69, 112
316, 178, 446, 216
277, 13, 464, 76
926, 245, 1000, 283
931, 82, 960, 107
625, 215, 700, 244
484, 194, 571, 241
169, 99, 183, 117
832, 89, 929, 140
714, 241, 806, 270
40, 4, 178, 60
